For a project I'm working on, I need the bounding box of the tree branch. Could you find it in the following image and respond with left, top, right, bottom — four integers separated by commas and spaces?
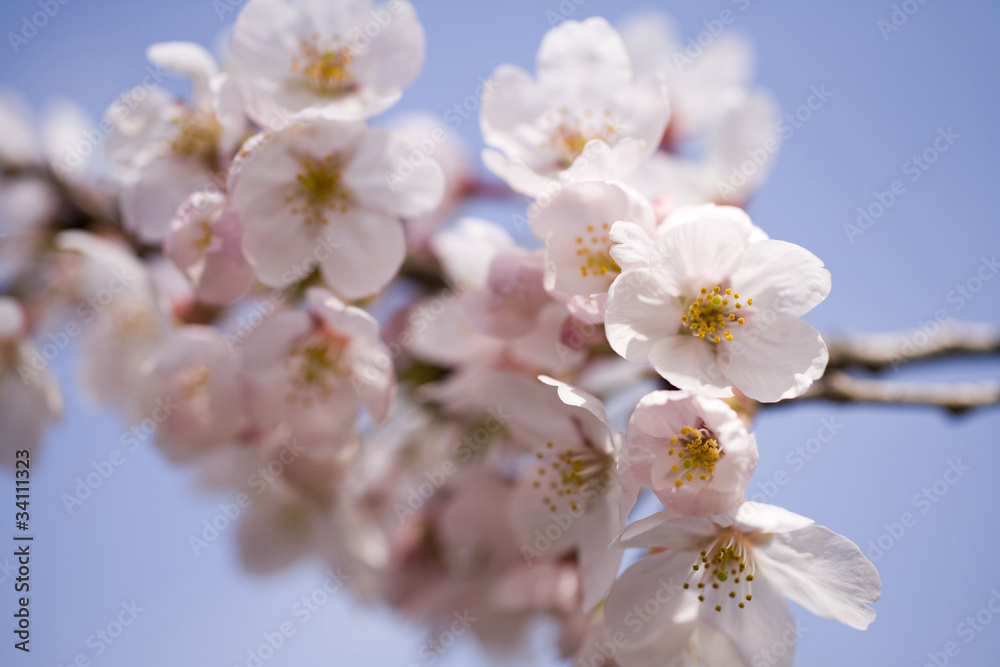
825, 321, 1000, 372
783, 371, 1000, 415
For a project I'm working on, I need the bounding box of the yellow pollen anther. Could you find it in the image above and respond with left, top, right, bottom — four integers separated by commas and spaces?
683, 285, 752, 343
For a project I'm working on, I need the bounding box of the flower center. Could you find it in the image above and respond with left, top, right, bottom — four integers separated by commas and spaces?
287, 156, 351, 226
575, 223, 619, 279
291, 37, 356, 95
681, 285, 752, 343
667, 425, 722, 487
285, 329, 350, 407
543, 108, 618, 168
684, 532, 756, 612
170, 109, 221, 166
532, 442, 612, 514
177, 363, 213, 424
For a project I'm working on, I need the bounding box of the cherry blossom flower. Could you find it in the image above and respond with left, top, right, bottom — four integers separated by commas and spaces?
240, 287, 395, 451
623, 390, 757, 517
104, 42, 248, 242
529, 181, 655, 322
605, 211, 830, 402
136, 325, 247, 462
228, 116, 443, 299
384, 112, 475, 252
617, 9, 782, 208
164, 190, 254, 305
0, 297, 62, 463
496, 373, 635, 612
229, 0, 425, 126
605, 502, 881, 667
480, 18, 669, 196
617, 9, 754, 142
55, 231, 168, 418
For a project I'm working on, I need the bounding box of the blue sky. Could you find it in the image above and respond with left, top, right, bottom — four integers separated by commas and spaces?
2, 0, 999, 666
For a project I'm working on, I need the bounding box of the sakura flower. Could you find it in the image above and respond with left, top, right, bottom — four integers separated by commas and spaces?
623, 390, 757, 516
0, 297, 62, 464
104, 42, 248, 242
617, 9, 753, 142
497, 373, 634, 612
384, 112, 475, 251
610, 203, 767, 276
480, 18, 669, 196
55, 231, 168, 419
164, 190, 254, 305
530, 181, 655, 322
228, 116, 443, 299
136, 326, 247, 462
240, 287, 395, 451
617, 9, 782, 208
605, 502, 880, 667
605, 211, 830, 402
229, 0, 425, 126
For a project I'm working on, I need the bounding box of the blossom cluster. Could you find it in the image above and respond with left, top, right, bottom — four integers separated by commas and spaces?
0, 3, 879, 665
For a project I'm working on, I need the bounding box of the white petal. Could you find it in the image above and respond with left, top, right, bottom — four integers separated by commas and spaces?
703, 572, 798, 667
729, 239, 831, 318
146, 41, 219, 108
344, 128, 444, 217
755, 524, 881, 630
318, 208, 406, 300
717, 315, 828, 402
605, 268, 681, 364
604, 549, 695, 650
